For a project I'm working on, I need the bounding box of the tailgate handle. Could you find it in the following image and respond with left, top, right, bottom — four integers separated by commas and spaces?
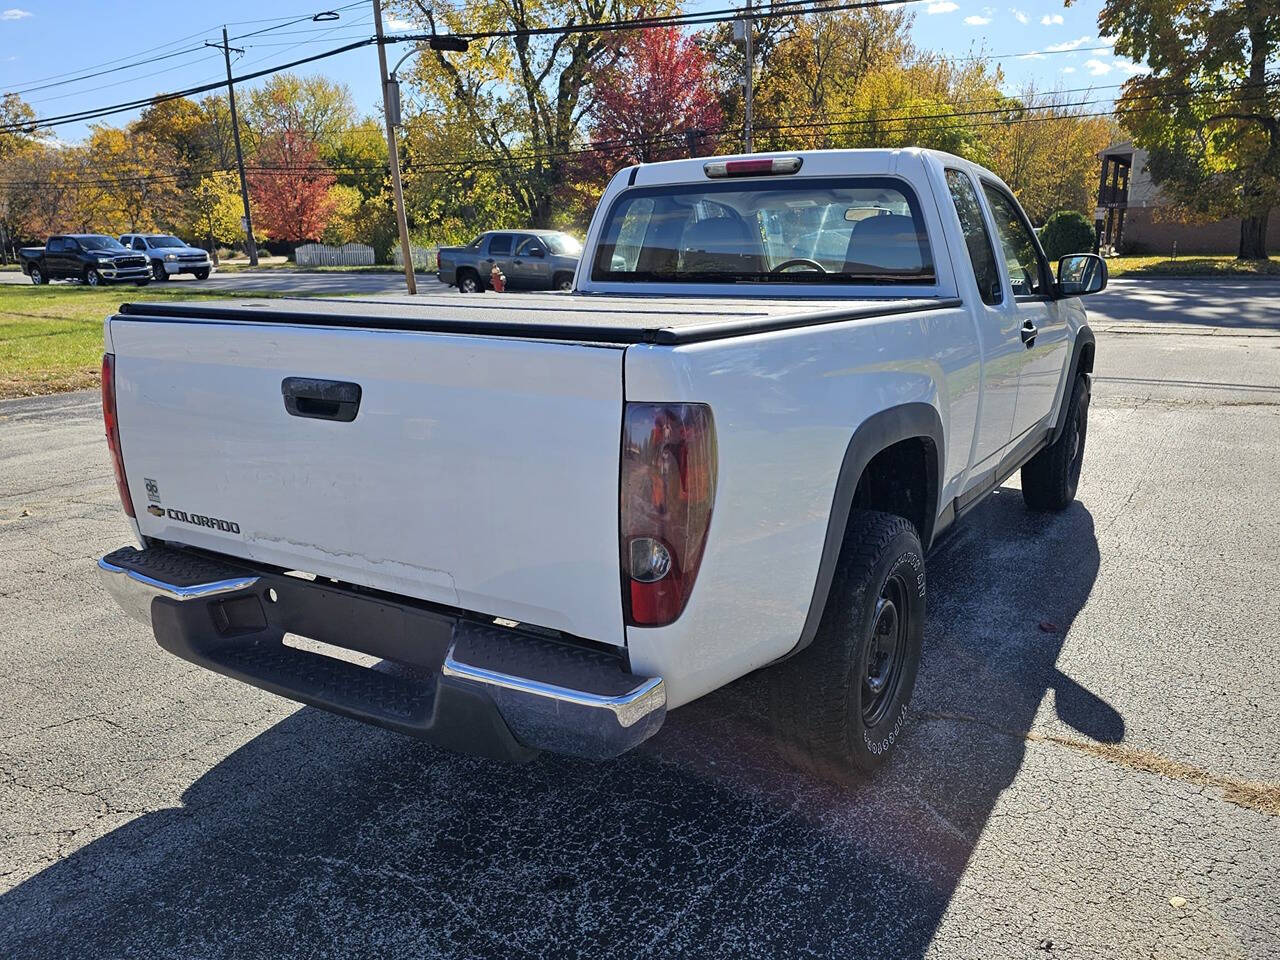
281, 377, 362, 422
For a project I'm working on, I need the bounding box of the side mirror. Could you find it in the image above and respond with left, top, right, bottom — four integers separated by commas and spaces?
528, 246, 545, 258
1056, 253, 1107, 298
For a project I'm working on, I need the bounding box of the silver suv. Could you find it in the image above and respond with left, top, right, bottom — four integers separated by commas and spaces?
119, 234, 214, 282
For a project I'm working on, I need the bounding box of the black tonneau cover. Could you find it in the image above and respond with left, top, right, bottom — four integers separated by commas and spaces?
117, 293, 962, 345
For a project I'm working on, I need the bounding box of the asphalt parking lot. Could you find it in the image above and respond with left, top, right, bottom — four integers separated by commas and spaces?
2, 311, 1278, 958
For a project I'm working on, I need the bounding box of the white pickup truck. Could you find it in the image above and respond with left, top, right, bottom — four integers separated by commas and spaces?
97, 149, 1104, 775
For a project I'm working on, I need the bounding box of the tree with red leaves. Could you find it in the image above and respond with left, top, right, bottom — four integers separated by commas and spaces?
248, 130, 337, 242
585, 27, 722, 174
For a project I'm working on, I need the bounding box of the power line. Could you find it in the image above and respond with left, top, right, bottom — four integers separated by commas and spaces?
0, 39, 376, 133
6, 81, 1270, 188
1, 3, 367, 100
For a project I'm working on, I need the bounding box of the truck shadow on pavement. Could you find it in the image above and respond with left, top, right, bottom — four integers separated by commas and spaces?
1, 489, 1113, 959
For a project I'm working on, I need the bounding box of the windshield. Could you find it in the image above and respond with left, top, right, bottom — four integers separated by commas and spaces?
543, 233, 582, 256
592, 177, 934, 285
78, 236, 126, 251
147, 236, 185, 248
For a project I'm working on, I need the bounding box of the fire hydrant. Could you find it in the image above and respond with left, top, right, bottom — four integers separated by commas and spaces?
489, 265, 506, 292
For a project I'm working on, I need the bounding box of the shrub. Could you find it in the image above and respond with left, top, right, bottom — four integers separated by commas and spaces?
1039, 210, 1096, 262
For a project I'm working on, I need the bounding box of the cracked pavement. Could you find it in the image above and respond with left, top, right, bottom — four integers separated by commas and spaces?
1, 318, 1278, 959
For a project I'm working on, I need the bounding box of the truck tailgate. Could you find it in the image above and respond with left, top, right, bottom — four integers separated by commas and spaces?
108, 315, 627, 646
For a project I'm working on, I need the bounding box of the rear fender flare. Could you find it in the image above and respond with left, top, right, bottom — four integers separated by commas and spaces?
788, 402, 944, 659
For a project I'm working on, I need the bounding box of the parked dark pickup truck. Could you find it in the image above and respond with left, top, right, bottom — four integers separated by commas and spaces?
437, 229, 582, 293
20, 235, 151, 287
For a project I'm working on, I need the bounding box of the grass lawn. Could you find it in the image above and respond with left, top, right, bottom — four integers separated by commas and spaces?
0, 284, 304, 399
1105, 254, 1280, 278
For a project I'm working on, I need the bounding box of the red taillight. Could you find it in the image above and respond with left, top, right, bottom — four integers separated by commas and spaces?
703, 156, 803, 178
101, 353, 135, 518
620, 403, 717, 627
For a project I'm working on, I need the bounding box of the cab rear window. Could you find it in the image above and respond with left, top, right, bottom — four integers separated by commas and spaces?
592, 176, 934, 285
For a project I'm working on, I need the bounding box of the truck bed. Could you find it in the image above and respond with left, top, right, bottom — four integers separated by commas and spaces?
117, 292, 961, 345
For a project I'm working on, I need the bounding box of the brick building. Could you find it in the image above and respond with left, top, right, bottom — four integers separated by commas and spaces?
1096, 142, 1280, 255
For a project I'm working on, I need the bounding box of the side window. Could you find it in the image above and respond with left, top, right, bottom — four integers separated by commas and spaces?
599, 197, 656, 274
487, 234, 513, 256
133, 238, 147, 251
944, 170, 1002, 306
981, 183, 1047, 297
515, 236, 544, 256
48, 238, 64, 252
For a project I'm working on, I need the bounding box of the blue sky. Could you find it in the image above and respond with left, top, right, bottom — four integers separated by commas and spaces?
0, 0, 1140, 145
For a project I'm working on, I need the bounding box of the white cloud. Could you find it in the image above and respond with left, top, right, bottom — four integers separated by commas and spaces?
1040, 13, 1064, 25
1062, 66, 1076, 73
1044, 35, 1093, 52
1009, 7, 1029, 24
386, 15, 415, 31
926, 1, 958, 13
1, 8, 33, 19
1084, 58, 1112, 76
1113, 59, 1146, 76
965, 15, 991, 24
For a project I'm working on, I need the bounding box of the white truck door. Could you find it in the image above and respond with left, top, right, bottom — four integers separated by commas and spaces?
941, 168, 1020, 466
979, 181, 1070, 441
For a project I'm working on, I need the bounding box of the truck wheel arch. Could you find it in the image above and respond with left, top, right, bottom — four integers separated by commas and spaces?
788, 402, 944, 660
1050, 326, 1095, 446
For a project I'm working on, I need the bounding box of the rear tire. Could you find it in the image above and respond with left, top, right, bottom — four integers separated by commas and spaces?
458, 270, 480, 294
1021, 372, 1089, 511
29, 266, 44, 285
768, 510, 925, 778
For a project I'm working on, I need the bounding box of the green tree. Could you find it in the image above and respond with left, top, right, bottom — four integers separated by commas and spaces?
1039, 210, 1097, 260
1085, 0, 1280, 258
395, 0, 661, 227
986, 87, 1115, 224
241, 73, 358, 158
192, 172, 260, 256
0, 94, 54, 258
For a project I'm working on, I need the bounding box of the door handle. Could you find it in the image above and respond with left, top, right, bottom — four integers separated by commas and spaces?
1020, 320, 1038, 346
281, 377, 362, 422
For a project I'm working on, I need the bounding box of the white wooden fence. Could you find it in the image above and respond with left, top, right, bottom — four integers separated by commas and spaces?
294, 242, 375, 267
392, 244, 438, 271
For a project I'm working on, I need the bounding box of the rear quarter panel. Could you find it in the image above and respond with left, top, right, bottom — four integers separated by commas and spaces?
624, 305, 980, 708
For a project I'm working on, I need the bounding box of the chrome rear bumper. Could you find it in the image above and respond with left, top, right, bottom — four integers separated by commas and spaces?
97, 546, 665, 761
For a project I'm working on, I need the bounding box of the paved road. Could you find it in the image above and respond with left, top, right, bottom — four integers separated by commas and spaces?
2, 325, 1279, 958
0, 267, 440, 295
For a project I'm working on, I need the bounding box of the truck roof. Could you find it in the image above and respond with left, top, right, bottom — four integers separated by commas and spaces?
117, 293, 960, 346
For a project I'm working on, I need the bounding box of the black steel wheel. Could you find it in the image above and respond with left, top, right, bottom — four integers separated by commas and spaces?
769, 510, 926, 778
861, 572, 911, 728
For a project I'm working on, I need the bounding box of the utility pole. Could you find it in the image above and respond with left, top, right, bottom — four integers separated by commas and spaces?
736, 4, 754, 152
207, 28, 258, 266
373, 0, 417, 294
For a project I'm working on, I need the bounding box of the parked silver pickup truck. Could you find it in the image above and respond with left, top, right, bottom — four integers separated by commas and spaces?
96, 148, 1105, 776
437, 229, 582, 292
